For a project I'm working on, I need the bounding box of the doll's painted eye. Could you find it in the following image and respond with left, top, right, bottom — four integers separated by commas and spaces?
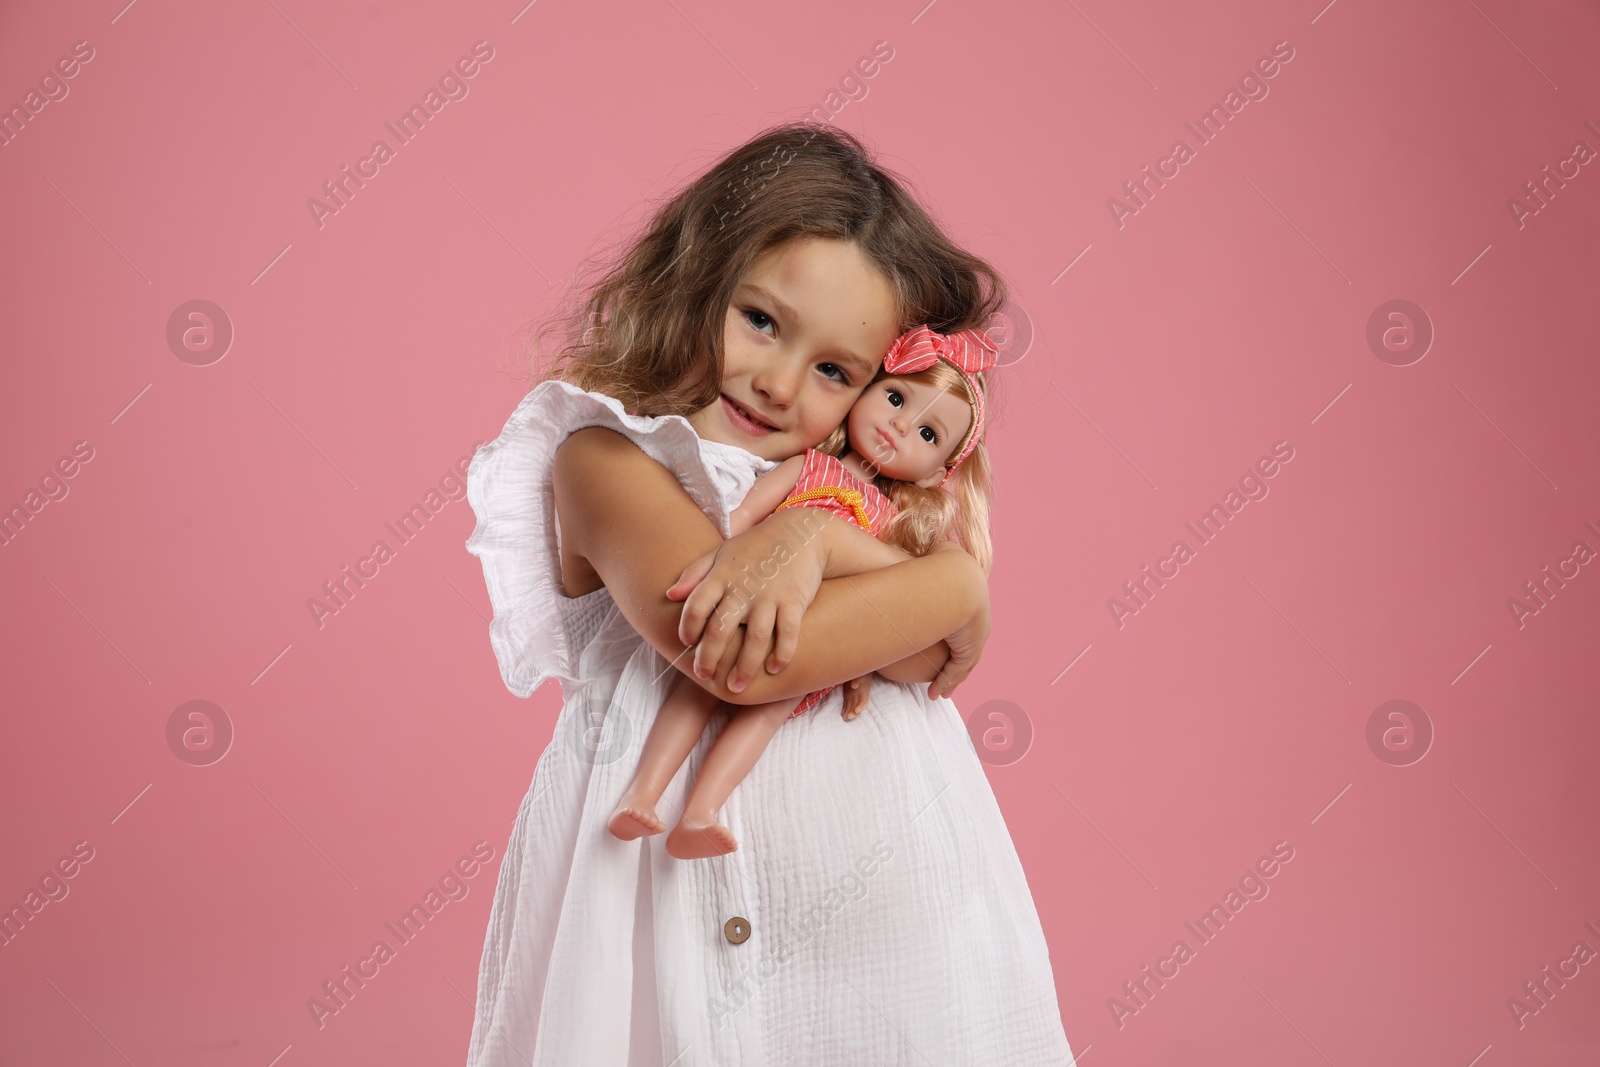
920, 426, 937, 444
886, 389, 903, 407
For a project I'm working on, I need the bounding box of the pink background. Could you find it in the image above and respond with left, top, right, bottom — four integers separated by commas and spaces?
3, 0, 1598, 1064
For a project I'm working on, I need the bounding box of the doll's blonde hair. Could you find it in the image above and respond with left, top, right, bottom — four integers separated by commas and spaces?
817, 360, 995, 575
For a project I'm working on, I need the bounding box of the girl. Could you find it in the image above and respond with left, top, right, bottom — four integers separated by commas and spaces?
608, 324, 1001, 860
464, 122, 1076, 1065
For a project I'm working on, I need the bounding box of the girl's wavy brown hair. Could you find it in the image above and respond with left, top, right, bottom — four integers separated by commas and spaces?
531, 121, 1007, 569
532, 123, 1004, 413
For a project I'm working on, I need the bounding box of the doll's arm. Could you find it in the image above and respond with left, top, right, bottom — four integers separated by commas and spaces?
728, 455, 806, 537
814, 516, 914, 576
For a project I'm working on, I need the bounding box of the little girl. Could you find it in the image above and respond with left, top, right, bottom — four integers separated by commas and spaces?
608, 323, 999, 858
464, 121, 1075, 1065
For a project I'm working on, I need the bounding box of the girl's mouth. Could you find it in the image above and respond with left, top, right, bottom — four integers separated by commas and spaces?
721, 394, 779, 435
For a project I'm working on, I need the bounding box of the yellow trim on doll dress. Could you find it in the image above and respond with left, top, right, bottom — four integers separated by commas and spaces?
774, 486, 874, 533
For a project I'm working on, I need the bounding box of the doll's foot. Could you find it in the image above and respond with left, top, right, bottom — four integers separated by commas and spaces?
608, 801, 666, 841
665, 817, 738, 859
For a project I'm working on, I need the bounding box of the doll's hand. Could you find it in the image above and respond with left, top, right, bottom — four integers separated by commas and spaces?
841, 673, 873, 721
665, 509, 827, 691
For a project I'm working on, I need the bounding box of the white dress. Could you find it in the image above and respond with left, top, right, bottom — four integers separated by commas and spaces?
463, 379, 1077, 1066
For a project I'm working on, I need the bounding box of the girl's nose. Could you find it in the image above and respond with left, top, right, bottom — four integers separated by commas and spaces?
753, 359, 800, 407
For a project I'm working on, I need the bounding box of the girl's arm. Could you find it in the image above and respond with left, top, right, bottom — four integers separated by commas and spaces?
553, 427, 986, 705
724, 457, 964, 687
689, 510, 968, 684
719, 476, 919, 583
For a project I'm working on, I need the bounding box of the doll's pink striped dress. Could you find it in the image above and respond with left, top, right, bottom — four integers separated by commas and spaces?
772, 448, 898, 718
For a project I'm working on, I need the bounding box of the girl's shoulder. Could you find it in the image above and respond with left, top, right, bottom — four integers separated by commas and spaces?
502, 379, 777, 488
464, 379, 775, 698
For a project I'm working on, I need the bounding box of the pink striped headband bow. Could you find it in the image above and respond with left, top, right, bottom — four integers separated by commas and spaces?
882, 324, 999, 486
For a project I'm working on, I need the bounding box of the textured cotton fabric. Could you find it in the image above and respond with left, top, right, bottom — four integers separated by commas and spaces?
463, 379, 1077, 1066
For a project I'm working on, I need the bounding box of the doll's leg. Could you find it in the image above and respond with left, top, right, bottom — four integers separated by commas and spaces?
608, 673, 722, 841
665, 694, 802, 859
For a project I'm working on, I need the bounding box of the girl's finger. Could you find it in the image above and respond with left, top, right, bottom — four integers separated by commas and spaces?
695, 624, 743, 688
730, 601, 777, 692
930, 656, 968, 698
666, 551, 717, 601
767, 601, 803, 673
694, 597, 743, 679
677, 577, 726, 646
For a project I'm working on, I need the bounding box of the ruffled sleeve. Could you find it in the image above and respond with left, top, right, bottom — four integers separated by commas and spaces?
465, 379, 775, 698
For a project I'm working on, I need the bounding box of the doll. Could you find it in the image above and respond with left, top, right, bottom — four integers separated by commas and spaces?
607, 323, 1000, 859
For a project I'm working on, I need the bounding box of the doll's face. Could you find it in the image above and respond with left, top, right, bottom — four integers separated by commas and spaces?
847, 376, 974, 488
688, 237, 899, 462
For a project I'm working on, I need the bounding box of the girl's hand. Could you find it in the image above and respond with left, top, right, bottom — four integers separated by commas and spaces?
665, 509, 826, 692
927, 569, 990, 701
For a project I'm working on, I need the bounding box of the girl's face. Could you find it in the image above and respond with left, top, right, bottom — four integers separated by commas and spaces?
689, 237, 899, 462
848, 375, 974, 488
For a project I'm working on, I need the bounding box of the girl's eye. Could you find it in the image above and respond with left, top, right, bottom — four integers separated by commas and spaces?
920, 427, 937, 444
743, 308, 775, 334
817, 362, 849, 384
